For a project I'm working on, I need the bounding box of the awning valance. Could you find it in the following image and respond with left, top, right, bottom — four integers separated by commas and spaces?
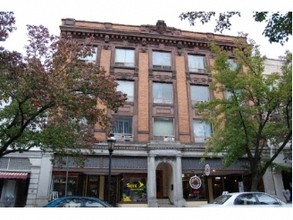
0, 171, 28, 179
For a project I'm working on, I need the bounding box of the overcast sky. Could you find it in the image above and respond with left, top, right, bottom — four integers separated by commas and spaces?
1, 0, 292, 59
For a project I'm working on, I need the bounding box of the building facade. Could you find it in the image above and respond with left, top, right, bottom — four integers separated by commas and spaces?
262, 58, 292, 203
50, 19, 252, 207
1, 19, 290, 207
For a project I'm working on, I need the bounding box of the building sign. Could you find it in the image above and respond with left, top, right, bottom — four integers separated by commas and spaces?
126, 181, 145, 191
189, 175, 202, 189
204, 164, 210, 176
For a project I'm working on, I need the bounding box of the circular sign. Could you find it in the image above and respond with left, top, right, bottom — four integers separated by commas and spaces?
204, 164, 211, 176
189, 175, 202, 189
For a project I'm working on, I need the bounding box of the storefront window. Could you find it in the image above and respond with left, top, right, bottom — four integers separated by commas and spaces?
182, 173, 206, 200
121, 175, 147, 203
52, 172, 78, 198
86, 176, 99, 197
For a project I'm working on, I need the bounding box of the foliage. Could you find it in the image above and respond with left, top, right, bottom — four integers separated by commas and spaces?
197, 41, 292, 190
0, 12, 126, 159
179, 11, 292, 45
0, 11, 16, 42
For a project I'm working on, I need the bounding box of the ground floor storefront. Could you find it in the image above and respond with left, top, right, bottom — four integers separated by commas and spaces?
49, 152, 252, 207
1, 147, 290, 207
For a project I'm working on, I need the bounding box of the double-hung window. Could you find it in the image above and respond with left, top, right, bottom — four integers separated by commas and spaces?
153, 82, 173, 104
113, 116, 133, 141
153, 118, 174, 141
79, 46, 97, 63
116, 80, 134, 102
190, 85, 210, 105
152, 51, 171, 70
188, 54, 206, 73
115, 48, 135, 67
227, 58, 237, 71
193, 119, 212, 142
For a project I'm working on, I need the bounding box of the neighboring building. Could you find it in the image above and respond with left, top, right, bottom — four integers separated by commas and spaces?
0, 151, 52, 207
1, 19, 290, 207
262, 58, 292, 203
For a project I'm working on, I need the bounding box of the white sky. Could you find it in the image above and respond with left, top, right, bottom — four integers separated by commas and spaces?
1, 0, 292, 59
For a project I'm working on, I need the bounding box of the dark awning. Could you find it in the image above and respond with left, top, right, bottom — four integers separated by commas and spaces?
0, 171, 28, 179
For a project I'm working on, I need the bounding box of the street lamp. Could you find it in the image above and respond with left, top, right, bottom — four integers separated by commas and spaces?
107, 133, 116, 204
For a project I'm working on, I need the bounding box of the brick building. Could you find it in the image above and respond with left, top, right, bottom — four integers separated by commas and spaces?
44, 18, 254, 207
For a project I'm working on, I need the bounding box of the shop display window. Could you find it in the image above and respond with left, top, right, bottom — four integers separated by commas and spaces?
121, 175, 147, 203
86, 176, 99, 197
182, 174, 207, 200
52, 173, 78, 198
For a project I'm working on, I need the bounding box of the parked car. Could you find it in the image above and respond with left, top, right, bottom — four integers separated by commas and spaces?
202, 192, 291, 207
43, 196, 112, 208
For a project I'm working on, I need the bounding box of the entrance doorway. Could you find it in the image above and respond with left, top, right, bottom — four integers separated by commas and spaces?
156, 162, 173, 201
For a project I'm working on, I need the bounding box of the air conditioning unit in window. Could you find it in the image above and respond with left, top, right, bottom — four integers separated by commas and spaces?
123, 135, 133, 142
163, 136, 175, 142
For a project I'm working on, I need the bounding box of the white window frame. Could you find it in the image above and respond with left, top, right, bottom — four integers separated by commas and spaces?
153, 118, 174, 141
152, 51, 171, 70
227, 58, 237, 71
113, 116, 133, 142
193, 119, 212, 142
79, 46, 97, 63
188, 54, 206, 73
116, 80, 134, 102
190, 85, 210, 105
115, 48, 135, 67
153, 82, 173, 104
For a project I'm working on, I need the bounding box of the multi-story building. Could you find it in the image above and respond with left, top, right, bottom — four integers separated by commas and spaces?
49, 18, 252, 207
1, 19, 290, 207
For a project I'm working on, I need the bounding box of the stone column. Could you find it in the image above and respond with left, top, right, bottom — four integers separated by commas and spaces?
174, 154, 185, 207
36, 153, 53, 206
147, 154, 157, 207
26, 152, 53, 207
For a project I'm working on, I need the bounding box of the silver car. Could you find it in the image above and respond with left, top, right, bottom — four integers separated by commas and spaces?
202, 192, 291, 207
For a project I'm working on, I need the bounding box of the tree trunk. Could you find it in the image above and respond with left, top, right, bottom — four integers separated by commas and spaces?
250, 174, 261, 191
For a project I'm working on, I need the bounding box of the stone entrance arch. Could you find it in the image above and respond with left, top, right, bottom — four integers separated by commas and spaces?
147, 149, 186, 207
156, 159, 174, 202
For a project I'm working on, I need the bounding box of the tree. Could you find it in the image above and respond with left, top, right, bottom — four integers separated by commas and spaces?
197, 41, 292, 191
179, 11, 292, 45
0, 12, 126, 159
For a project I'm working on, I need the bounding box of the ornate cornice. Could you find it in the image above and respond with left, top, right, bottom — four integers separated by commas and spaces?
60, 19, 245, 51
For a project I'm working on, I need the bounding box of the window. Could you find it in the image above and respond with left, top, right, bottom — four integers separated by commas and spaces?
190, 85, 210, 105
116, 80, 134, 102
52, 174, 78, 197
86, 176, 99, 197
234, 193, 257, 205
115, 48, 135, 67
79, 47, 97, 63
255, 193, 280, 205
113, 116, 133, 141
121, 175, 147, 203
210, 195, 232, 204
153, 118, 174, 141
57, 198, 82, 207
224, 89, 245, 106
182, 173, 207, 201
84, 199, 104, 207
188, 54, 206, 73
227, 58, 237, 71
152, 51, 171, 70
193, 120, 212, 142
153, 82, 173, 104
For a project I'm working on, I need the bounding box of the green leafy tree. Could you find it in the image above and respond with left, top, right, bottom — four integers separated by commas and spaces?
198, 41, 292, 191
179, 11, 292, 45
0, 12, 126, 159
